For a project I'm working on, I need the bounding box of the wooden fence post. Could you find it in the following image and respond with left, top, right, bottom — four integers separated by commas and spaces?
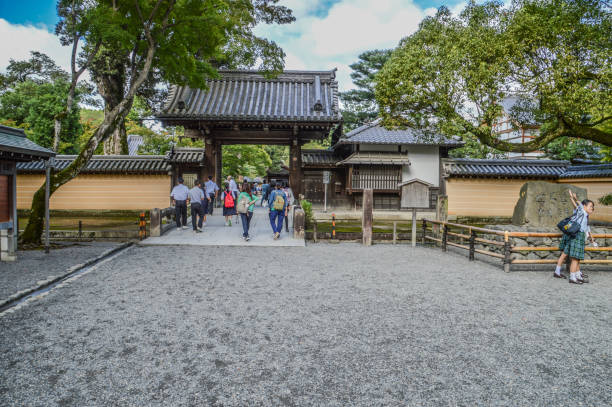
411, 208, 417, 247
362, 189, 373, 246
442, 224, 448, 252
313, 220, 317, 243
503, 230, 511, 273
469, 228, 476, 261
421, 219, 426, 245
392, 221, 397, 245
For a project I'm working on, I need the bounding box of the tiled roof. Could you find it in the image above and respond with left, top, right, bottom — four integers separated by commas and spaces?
302, 149, 339, 166
17, 155, 169, 174
158, 70, 341, 123
127, 135, 144, 156
337, 152, 411, 165
442, 158, 569, 178
560, 164, 612, 179
165, 148, 205, 164
0, 125, 55, 160
336, 119, 463, 146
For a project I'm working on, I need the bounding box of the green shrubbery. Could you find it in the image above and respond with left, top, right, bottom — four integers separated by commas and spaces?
599, 194, 612, 206
300, 199, 313, 228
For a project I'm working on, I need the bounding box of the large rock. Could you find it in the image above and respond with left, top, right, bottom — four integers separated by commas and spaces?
512, 181, 587, 227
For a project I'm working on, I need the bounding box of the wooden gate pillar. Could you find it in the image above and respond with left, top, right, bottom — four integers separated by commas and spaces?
215, 142, 222, 186
205, 137, 222, 184
289, 139, 303, 195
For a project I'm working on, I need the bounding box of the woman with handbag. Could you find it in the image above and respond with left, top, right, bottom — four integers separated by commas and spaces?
554, 190, 596, 284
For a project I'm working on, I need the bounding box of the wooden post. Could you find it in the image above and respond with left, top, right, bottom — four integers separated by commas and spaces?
442, 224, 448, 251
469, 228, 476, 261
411, 208, 417, 247
421, 219, 427, 245
289, 139, 303, 196
435, 194, 448, 237
78, 220, 82, 240
392, 221, 397, 245
503, 230, 511, 273
44, 161, 51, 254
313, 220, 318, 243
205, 137, 216, 183
362, 189, 373, 246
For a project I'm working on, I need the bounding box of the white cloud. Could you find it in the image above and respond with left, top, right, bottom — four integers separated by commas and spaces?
255, 0, 442, 92
0, 18, 72, 74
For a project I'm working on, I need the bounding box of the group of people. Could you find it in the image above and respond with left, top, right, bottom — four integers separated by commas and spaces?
553, 190, 597, 284
170, 175, 294, 241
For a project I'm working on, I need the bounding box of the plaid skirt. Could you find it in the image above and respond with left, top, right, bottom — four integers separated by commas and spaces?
559, 231, 585, 260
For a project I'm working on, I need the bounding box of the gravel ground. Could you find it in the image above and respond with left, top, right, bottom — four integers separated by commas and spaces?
0, 244, 610, 406
0, 241, 121, 302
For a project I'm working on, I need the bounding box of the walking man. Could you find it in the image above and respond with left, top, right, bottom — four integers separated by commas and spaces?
189, 180, 206, 233
205, 175, 219, 215
170, 177, 189, 230
268, 183, 287, 240
261, 182, 270, 207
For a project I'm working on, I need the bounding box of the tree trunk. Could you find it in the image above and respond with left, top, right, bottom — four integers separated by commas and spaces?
20, 99, 133, 244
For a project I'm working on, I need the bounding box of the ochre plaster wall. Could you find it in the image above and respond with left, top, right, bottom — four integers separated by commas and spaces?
447, 178, 612, 222
17, 174, 171, 210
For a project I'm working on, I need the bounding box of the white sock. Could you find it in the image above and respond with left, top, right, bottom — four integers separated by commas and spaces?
578, 270, 583, 278
555, 266, 561, 275
570, 272, 576, 281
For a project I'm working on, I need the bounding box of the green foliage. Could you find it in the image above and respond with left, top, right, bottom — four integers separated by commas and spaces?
223, 145, 273, 179
263, 145, 288, 172
599, 194, 612, 206
544, 137, 603, 161
376, 0, 612, 153
0, 79, 82, 153
300, 199, 313, 228
340, 49, 392, 131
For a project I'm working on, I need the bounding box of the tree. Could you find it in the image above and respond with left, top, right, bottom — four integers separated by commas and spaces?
223, 145, 273, 178
376, 0, 612, 153
21, 0, 295, 244
339, 49, 392, 131
0, 79, 82, 153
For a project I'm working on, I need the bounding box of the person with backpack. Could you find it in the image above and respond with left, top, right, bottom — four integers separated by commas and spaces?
283, 183, 294, 232
268, 183, 287, 239
261, 182, 270, 207
237, 182, 258, 241
555, 190, 596, 284
221, 184, 237, 226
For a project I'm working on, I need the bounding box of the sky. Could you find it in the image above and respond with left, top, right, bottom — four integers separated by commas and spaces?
0, 0, 468, 92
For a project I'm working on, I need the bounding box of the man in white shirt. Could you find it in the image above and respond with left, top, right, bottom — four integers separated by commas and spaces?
170, 177, 189, 230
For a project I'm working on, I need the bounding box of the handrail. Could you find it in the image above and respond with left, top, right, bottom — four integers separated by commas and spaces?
422, 219, 611, 272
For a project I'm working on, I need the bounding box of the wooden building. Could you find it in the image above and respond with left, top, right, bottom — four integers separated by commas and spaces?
156, 69, 343, 196
302, 119, 464, 210
1, 125, 55, 261
443, 159, 612, 222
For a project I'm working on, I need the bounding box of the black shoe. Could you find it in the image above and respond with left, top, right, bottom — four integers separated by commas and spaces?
569, 279, 583, 285
577, 277, 589, 284
553, 273, 567, 279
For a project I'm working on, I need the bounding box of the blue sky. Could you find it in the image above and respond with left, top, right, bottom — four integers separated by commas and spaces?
0, 0, 468, 91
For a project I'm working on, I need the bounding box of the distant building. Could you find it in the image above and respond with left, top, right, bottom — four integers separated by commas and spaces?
492, 97, 543, 159
127, 135, 144, 156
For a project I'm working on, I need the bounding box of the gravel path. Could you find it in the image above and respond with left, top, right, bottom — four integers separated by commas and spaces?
0, 242, 121, 302
0, 244, 610, 406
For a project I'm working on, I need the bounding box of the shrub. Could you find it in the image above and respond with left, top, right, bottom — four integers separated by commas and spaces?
300, 199, 313, 228
599, 194, 612, 206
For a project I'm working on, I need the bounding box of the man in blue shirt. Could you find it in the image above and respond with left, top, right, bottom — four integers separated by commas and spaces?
204, 175, 219, 215
268, 183, 287, 240
188, 180, 206, 233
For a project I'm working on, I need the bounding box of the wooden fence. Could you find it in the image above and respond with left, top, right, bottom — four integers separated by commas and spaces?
422, 219, 612, 272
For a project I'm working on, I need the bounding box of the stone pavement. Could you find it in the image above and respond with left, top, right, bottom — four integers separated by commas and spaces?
141, 205, 305, 247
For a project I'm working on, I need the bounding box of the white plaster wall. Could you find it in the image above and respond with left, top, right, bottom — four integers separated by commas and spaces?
360, 144, 398, 152
401, 145, 439, 186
